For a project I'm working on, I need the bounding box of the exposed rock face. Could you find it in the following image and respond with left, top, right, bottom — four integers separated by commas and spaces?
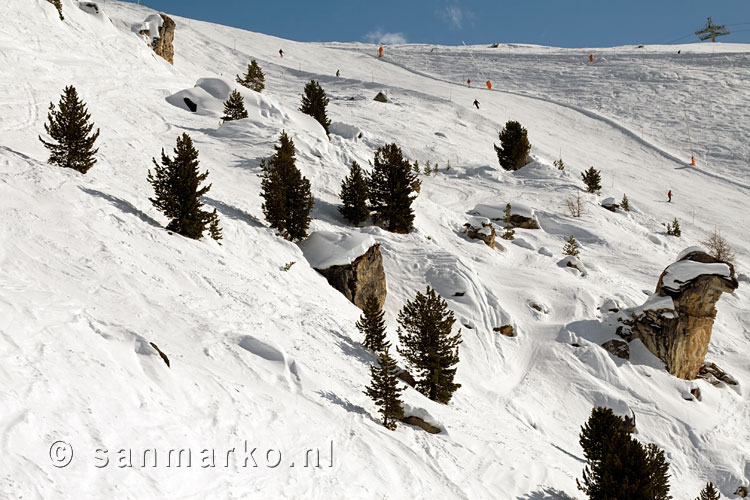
316, 244, 387, 310
507, 213, 540, 229
463, 217, 495, 248
46, 0, 64, 20
373, 92, 388, 103
735, 486, 748, 498
697, 362, 738, 386
152, 14, 175, 64
149, 342, 170, 368
617, 249, 738, 379
494, 325, 515, 337
80, 2, 99, 14
602, 339, 630, 360
401, 416, 441, 434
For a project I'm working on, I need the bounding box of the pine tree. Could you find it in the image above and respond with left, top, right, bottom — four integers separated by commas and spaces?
300, 80, 331, 137
494, 120, 531, 171
397, 286, 462, 404
357, 296, 388, 352
501, 203, 515, 240
339, 161, 370, 226
364, 346, 404, 431
577, 407, 672, 500
39, 85, 100, 174
563, 235, 580, 257
221, 90, 249, 122
554, 157, 565, 170
368, 143, 417, 234
582, 167, 602, 194
621, 194, 630, 212
236, 59, 265, 92
147, 133, 222, 242
664, 218, 681, 237
46, 0, 64, 20
259, 131, 314, 241
696, 482, 721, 500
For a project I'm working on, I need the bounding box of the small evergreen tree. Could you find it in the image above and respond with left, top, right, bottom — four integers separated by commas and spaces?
259, 131, 314, 241
554, 157, 565, 170
368, 143, 417, 234
236, 59, 265, 92
621, 194, 630, 212
147, 133, 222, 242
364, 346, 404, 431
423, 161, 432, 176
563, 235, 580, 257
582, 167, 602, 194
501, 203, 515, 240
46, 0, 64, 20
397, 286, 462, 404
300, 80, 331, 137
578, 407, 672, 500
39, 85, 100, 174
221, 89, 249, 122
664, 218, 681, 237
494, 120, 531, 171
433, 163, 439, 175
357, 296, 388, 352
696, 482, 721, 500
339, 161, 370, 226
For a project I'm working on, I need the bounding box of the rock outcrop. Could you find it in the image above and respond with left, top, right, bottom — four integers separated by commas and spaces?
463, 217, 495, 248
617, 249, 738, 379
152, 14, 175, 64
139, 14, 175, 64
316, 244, 387, 310
401, 416, 441, 434
601, 339, 629, 360
373, 92, 388, 103
493, 325, 515, 337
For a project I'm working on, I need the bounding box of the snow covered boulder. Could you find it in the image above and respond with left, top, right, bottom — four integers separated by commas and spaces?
463, 217, 495, 248
299, 232, 387, 310
469, 203, 539, 229
601, 197, 619, 212
617, 248, 738, 379
137, 13, 175, 64
558, 255, 587, 276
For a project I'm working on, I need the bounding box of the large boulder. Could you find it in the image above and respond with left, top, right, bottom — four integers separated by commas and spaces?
401, 416, 441, 434
468, 203, 540, 229
299, 232, 386, 310
617, 248, 738, 379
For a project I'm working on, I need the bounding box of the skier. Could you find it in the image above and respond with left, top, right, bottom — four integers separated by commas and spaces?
336, 69, 340, 77
667, 190, 672, 202
467, 78, 471, 87
279, 49, 284, 57
473, 99, 480, 109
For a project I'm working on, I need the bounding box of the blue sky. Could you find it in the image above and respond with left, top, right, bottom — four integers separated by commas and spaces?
128, 0, 750, 47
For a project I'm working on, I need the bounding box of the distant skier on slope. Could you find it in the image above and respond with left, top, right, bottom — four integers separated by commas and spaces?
279, 49, 284, 57
473, 99, 479, 109
467, 79, 471, 87
667, 190, 672, 202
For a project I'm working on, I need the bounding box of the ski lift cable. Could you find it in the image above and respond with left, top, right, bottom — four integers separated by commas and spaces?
460, 40, 489, 82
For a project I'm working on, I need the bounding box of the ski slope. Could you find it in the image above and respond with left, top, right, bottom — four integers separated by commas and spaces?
1, 1, 748, 498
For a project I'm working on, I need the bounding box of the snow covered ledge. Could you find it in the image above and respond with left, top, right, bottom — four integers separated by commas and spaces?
617, 247, 738, 379
299, 232, 387, 309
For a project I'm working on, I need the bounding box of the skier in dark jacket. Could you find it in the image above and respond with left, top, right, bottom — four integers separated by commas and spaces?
473, 99, 480, 109
279, 49, 284, 57
667, 190, 672, 202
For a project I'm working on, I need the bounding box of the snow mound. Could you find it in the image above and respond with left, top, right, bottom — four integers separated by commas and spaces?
299, 231, 376, 269
330, 122, 363, 139
676, 246, 707, 261
470, 202, 536, 220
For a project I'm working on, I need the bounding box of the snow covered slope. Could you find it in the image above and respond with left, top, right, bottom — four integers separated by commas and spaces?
1, 1, 748, 498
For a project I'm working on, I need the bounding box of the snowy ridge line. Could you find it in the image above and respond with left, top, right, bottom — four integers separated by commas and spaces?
355, 48, 750, 194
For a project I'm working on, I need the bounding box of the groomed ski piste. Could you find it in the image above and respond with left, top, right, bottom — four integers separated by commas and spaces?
1, 1, 748, 498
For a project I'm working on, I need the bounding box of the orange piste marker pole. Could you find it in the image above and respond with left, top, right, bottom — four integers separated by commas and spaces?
486, 80, 492, 90
589, 54, 594, 62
